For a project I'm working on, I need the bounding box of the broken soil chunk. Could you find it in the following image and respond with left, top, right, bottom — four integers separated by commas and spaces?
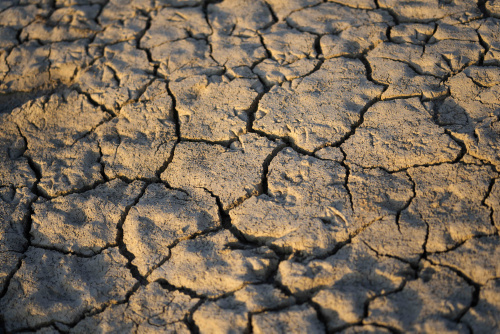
208, 0, 273, 35
231, 148, 354, 256
265, 0, 322, 21
97, 80, 177, 180
170, 76, 263, 142
278, 240, 410, 297
253, 58, 319, 87
350, 166, 426, 263
367, 57, 447, 99
0, 247, 136, 332
406, 164, 496, 253
162, 133, 281, 210
20, 5, 101, 43
378, 0, 480, 23
154, 38, 223, 81
287, 3, 394, 35
209, 33, 267, 69
70, 282, 198, 333
254, 58, 383, 152
124, 184, 220, 276
140, 6, 210, 49
343, 98, 461, 171
76, 42, 153, 111
1, 41, 51, 93
31, 179, 145, 256
367, 262, 474, 332
429, 236, 500, 285
12, 90, 109, 197
390, 23, 435, 45
278, 240, 410, 330
462, 279, 500, 333
436, 71, 500, 166
149, 229, 279, 298
479, 18, 500, 66
252, 304, 325, 334
321, 24, 388, 58
0, 187, 35, 293
193, 284, 295, 333
0, 117, 36, 189
368, 41, 482, 79
261, 23, 317, 64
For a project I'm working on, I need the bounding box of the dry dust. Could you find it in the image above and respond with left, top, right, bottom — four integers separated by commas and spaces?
0, 0, 499, 333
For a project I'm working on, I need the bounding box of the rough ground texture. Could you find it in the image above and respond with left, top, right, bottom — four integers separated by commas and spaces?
0, 0, 499, 333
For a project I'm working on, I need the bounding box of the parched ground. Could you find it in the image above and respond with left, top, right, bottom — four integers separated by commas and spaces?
0, 0, 500, 333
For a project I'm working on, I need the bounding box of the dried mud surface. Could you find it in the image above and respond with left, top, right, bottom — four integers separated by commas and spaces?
0, 0, 500, 333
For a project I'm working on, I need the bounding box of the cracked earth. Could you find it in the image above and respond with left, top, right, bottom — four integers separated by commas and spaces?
0, 0, 500, 333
